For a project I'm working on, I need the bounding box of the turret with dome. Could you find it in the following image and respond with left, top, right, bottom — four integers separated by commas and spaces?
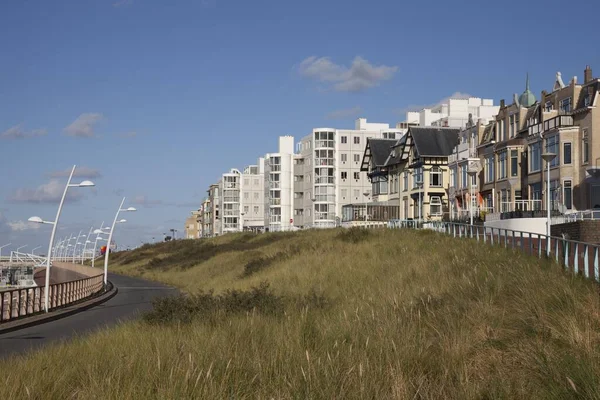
518, 74, 536, 108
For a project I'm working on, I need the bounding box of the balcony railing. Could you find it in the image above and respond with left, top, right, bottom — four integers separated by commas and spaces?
315, 177, 335, 184
500, 199, 543, 213
269, 181, 281, 188
270, 198, 281, 205
314, 195, 335, 202
315, 140, 334, 148
315, 159, 335, 166
529, 115, 574, 136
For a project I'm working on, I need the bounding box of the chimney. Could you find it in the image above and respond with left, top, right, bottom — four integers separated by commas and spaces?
585, 65, 593, 83
500, 99, 505, 108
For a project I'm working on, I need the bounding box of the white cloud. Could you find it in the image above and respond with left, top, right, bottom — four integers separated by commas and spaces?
398, 92, 474, 115
1, 124, 47, 140
48, 166, 102, 179
8, 220, 41, 232
8, 180, 84, 204
298, 56, 398, 93
325, 106, 362, 120
64, 113, 103, 138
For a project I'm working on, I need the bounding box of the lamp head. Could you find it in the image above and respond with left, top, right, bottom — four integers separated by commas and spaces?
28, 216, 43, 224
78, 180, 95, 187
125, 207, 137, 212
541, 152, 557, 162
117, 219, 127, 223
93, 229, 105, 234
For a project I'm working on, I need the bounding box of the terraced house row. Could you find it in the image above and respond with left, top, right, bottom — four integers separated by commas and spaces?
360, 65, 600, 233
185, 64, 600, 238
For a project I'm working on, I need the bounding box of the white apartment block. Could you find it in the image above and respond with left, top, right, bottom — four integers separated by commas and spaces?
402, 97, 499, 128
293, 118, 404, 228
264, 136, 295, 232
219, 159, 265, 234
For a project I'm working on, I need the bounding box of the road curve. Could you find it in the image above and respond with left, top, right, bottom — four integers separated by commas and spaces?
0, 273, 177, 359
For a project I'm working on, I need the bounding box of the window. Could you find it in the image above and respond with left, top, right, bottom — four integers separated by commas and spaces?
244, 178, 249, 186
559, 97, 572, 113
403, 172, 408, 191
545, 101, 553, 112
254, 206, 259, 214
254, 192, 259, 200
583, 129, 589, 164
353, 136, 360, 144
529, 142, 541, 172
353, 189, 359, 198
509, 114, 515, 137
244, 192, 249, 200
341, 136, 347, 144
244, 206, 249, 214
353, 154, 360, 163
341, 189, 347, 198
341, 171, 347, 179
564, 180, 572, 210
461, 166, 468, 188
353, 172, 360, 180
450, 167, 456, 188
341, 153, 347, 162
563, 142, 572, 165
485, 155, 495, 183
498, 150, 507, 179
510, 150, 518, 177
254, 179, 259, 186
413, 167, 423, 188
545, 135, 559, 167
430, 196, 442, 216
584, 94, 591, 107
430, 167, 442, 187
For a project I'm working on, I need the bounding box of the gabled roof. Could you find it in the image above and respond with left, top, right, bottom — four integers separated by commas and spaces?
384, 134, 409, 167
410, 127, 460, 157
369, 139, 396, 166
361, 138, 396, 172
480, 123, 496, 145
524, 103, 540, 122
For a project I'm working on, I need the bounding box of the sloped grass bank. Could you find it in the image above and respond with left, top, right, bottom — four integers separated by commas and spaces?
2, 228, 600, 399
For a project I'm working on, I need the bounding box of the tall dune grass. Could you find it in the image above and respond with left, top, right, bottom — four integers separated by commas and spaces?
2, 228, 600, 399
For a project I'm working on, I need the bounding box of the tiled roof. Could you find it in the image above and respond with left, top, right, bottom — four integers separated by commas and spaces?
367, 139, 396, 167
411, 127, 460, 157
524, 103, 540, 122
383, 135, 408, 167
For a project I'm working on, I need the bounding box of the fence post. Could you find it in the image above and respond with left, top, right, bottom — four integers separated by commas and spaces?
564, 241, 569, 270
584, 245, 589, 278
574, 243, 579, 275
594, 247, 599, 282
555, 239, 559, 264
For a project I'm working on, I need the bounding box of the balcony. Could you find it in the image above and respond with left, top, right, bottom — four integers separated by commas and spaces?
315, 159, 335, 166
315, 176, 335, 184
448, 142, 477, 163
528, 115, 574, 136
269, 181, 281, 188
270, 198, 281, 206
314, 195, 335, 202
315, 140, 334, 149
500, 199, 543, 213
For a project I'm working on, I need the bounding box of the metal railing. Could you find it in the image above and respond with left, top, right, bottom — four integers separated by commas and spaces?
387, 220, 600, 282
0, 274, 105, 323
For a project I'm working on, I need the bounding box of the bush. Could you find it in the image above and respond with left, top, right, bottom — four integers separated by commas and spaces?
144, 282, 285, 325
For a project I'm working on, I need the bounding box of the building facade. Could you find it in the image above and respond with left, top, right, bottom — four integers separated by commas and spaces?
293, 119, 403, 228
264, 136, 295, 232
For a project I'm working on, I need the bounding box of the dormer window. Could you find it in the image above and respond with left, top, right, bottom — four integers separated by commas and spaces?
584, 94, 591, 107
545, 101, 553, 112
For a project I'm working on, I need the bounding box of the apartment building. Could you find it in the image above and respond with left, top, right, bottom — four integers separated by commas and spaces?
402, 97, 499, 129
475, 66, 600, 219
220, 159, 265, 234
293, 119, 403, 228
264, 137, 295, 232
447, 118, 487, 221
184, 209, 201, 239
204, 183, 220, 236
200, 198, 210, 237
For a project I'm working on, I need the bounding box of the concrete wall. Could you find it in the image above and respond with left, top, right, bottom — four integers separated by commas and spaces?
551, 220, 600, 243
484, 218, 547, 235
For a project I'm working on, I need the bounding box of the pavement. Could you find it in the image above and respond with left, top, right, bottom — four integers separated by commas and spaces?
0, 273, 177, 359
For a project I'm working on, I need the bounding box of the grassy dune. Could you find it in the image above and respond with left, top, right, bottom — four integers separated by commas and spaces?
2, 228, 600, 399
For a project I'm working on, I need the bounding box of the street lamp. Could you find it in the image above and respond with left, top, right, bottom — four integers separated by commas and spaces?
467, 170, 477, 225
32, 246, 41, 255
81, 225, 96, 264
363, 191, 371, 224
0, 243, 11, 260
72, 230, 85, 263
27, 165, 95, 312
417, 182, 424, 226
92, 227, 108, 269
542, 152, 557, 252
103, 197, 136, 284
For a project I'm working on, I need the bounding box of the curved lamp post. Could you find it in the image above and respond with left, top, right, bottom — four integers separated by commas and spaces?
91, 223, 108, 268
103, 197, 136, 284
72, 230, 84, 263
0, 243, 11, 260
81, 225, 96, 264
31, 246, 41, 256
28, 165, 95, 312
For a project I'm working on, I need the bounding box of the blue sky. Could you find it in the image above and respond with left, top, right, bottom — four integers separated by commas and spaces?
1, 0, 598, 251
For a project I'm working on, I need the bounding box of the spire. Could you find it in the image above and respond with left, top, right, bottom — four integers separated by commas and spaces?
526, 73, 530, 91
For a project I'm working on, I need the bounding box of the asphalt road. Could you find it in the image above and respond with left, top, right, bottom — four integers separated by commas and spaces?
0, 273, 177, 359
